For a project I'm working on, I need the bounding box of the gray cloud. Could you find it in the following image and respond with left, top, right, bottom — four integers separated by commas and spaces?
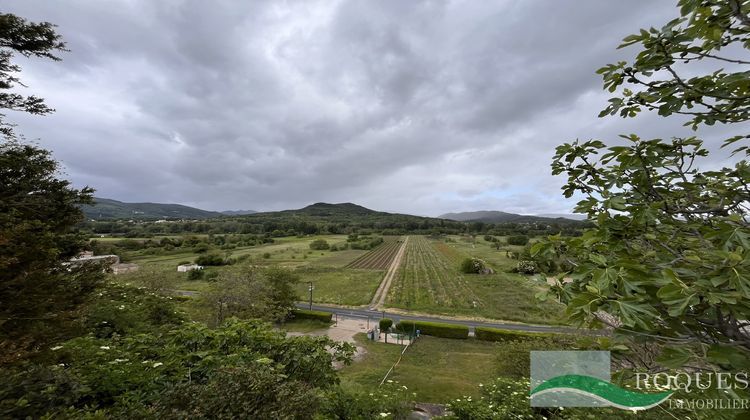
4, 0, 736, 216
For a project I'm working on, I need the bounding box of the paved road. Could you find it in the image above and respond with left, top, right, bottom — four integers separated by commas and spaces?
175, 290, 592, 334
296, 302, 589, 335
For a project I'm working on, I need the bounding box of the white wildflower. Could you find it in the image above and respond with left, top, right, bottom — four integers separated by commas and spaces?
153, 362, 163, 367
51, 345, 63, 351
100, 346, 110, 350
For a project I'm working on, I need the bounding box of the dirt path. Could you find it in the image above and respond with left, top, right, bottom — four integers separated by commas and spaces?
285, 317, 370, 366
369, 236, 409, 310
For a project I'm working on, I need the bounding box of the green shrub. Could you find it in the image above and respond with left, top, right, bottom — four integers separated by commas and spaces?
262, 252, 271, 259
319, 382, 412, 419
507, 235, 529, 246
309, 239, 329, 250
187, 269, 204, 280
395, 320, 468, 339
195, 253, 227, 266
291, 309, 333, 323
474, 327, 560, 342
379, 318, 393, 331
193, 243, 210, 253
514, 260, 537, 274
459, 257, 486, 274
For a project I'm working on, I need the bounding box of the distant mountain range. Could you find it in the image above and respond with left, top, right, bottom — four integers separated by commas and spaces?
81, 198, 584, 224
438, 210, 586, 223
81, 198, 255, 220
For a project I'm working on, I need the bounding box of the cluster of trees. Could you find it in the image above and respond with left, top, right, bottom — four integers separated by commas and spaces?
78, 212, 590, 239
89, 234, 275, 263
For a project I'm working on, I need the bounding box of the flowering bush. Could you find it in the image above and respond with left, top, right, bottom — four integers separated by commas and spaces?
0, 319, 354, 418
318, 380, 413, 419
459, 258, 487, 274
514, 260, 537, 275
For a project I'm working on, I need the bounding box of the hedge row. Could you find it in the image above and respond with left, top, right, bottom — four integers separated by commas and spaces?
395, 320, 469, 339
291, 309, 333, 323
474, 327, 561, 342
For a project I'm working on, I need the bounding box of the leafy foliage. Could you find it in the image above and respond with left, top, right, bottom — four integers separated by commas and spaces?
474, 327, 567, 343
0, 13, 67, 137
291, 309, 333, 323
459, 257, 487, 274
514, 260, 537, 274
83, 282, 186, 339
0, 142, 102, 360
537, 136, 750, 370
0, 319, 353, 418
596, 0, 750, 142
318, 381, 413, 420
201, 266, 300, 324
309, 239, 330, 250
379, 318, 394, 332
507, 235, 529, 246
535, 0, 750, 373
395, 320, 469, 339
195, 253, 228, 266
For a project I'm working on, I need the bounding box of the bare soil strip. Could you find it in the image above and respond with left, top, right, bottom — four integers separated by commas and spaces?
369, 236, 409, 309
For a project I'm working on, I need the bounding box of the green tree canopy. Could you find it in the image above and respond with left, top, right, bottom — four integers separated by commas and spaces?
0, 142, 100, 360
597, 0, 750, 140
534, 0, 750, 373
0, 13, 67, 138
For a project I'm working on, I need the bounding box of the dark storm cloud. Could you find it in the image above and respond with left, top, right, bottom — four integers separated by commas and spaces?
5, 0, 730, 216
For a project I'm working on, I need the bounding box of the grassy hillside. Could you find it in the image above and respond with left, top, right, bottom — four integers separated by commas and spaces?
81, 197, 224, 220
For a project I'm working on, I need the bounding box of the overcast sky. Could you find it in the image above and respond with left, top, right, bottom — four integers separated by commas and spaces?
3, 0, 741, 216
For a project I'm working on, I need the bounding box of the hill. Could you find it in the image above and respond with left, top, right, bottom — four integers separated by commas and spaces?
81, 198, 223, 220
439, 210, 584, 223
220, 209, 258, 216
243, 202, 433, 224
272, 202, 379, 217
226, 202, 471, 231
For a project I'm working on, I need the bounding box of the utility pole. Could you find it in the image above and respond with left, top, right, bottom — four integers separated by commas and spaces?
308, 281, 313, 310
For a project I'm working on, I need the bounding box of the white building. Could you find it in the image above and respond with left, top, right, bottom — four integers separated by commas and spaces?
177, 264, 203, 272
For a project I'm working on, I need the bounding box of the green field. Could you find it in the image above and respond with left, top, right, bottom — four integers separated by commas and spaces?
111, 235, 383, 306
340, 334, 503, 403
111, 234, 564, 324
293, 266, 384, 306
444, 235, 528, 272
385, 236, 564, 324
124, 235, 349, 267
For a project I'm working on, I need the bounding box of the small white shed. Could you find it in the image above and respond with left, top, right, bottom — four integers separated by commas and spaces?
177, 264, 203, 272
